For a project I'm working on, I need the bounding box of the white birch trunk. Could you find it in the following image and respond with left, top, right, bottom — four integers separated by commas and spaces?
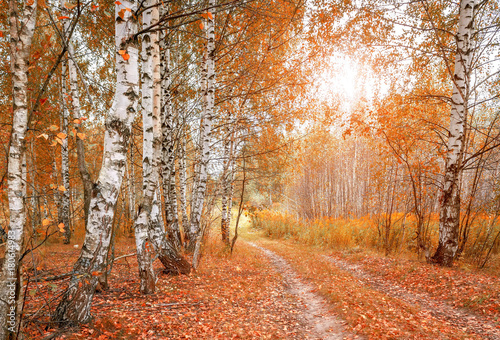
179, 132, 189, 232
189, 0, 216, 250
59, 0, 72, 244
433, 0, 474, 267
134, 0, 157, 294
0, 1, 37, 338
53, 0, 139, 325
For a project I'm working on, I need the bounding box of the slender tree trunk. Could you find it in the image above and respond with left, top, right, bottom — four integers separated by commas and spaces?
221, 119, 235, 246
0, 1, 37, 338
159, 20, 182, 249
178, 132, 189, 234
69, 39, 93, 229
189, 0, 216, 251
52, 1, 139, 325
134, 0, 158, 294
432, 0, 474, 267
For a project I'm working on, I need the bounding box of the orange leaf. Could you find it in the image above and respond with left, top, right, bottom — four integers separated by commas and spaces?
40, 98, 48, 105
91, 4, 98, 11
115, 0, 121, 4
58, 16, 70, 20
78, 282, 83, 288
118, 50, 126, 55
58, 186, 66, 192
49, 125, 59, 131
207, 12, 213, 20
37, 133, 49, 140
77, 133, 86, 140
122, 53, 130, 61
118, 8, 125, 19
91, 271, 101, 276
0, 32, 3, 38
125, 7, 131, 12
73, 118, 81, 124
42, 219, 50, 227
58, 223, 65, 232
80, 117, 88, 121
199, 22, 204, 30
50, 140, 58, 147
49, 183, 56, 189
57, 132, 67, 140
56, 138, 64, 146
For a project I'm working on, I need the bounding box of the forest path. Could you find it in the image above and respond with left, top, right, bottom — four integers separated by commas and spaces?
323, 255, 500, 340
243, 232, 500, 339
248, 241, 355, 340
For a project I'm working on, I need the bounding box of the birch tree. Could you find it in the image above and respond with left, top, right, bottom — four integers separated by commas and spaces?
0, 0, 37, 338
53, 0, 140, 325
188, 0, 216, 250
432, 0, 475, 266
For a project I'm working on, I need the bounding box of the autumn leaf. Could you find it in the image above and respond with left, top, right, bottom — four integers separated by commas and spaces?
122, 53, 130, 61
49, 125, 59, 131
58, 186, 67, 192
50, 140, 58, 147
49, 183, 56, 189
74, 118, 81, 124
64, 2, 77, 10
0, 32, 3, 38
58, 16, 70, 20
77, 132, 87, 140
58, 223, 65, 232
207, 12, 213, 20
56, 138, 64, 146
125, 7, 131, 12
115, 0, 121, 4
199, 22, 204, 30
92, 271, 101, 276
57, 132, 67, 140
40, 98, 48, 105
81, 117, 88, 121
118, 50, 126, 55
91, 4, 98, 11
37, 133, 49, 140
42, 219, 50, 227
118, 8, 125, 19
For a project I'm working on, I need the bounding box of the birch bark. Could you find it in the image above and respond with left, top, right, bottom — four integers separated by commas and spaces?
134, 0, 157, 294
189, 0, 216, 250
52, 0, 139, 324
59, 0, 72, 244
0, 1, 37, 338
432, 0, 475, 267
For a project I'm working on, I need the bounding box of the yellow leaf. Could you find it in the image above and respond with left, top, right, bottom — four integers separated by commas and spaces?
73, 118, 81, 124
42, 219, 50, 227
58, 223, 65, 232
58, 186, 66, 192
77, 132, 86, 140
49, 125, 59, 131
57, 132, 67, 140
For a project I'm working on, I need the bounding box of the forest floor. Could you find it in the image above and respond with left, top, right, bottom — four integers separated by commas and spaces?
22, 219, 500, 339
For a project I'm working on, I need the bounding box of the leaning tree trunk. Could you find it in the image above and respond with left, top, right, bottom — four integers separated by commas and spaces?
134, 0, 158, 294
188, 0, 216, 251
52, 0, 139, 325
432, 0, 474, 267
0, 1, 37, 339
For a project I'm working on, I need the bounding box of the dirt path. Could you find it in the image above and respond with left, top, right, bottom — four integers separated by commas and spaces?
324, 255, 500, 340
248, 242, 355, 340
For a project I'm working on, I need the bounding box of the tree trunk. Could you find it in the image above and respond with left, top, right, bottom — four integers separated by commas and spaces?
52, 0, 139, 325
0, 1, 37, 338
189, 0, 216, 251
432, 0, 474, 267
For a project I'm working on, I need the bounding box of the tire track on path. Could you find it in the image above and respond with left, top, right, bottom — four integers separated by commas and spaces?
323, 255, 500, 340
248, 242, 357, 340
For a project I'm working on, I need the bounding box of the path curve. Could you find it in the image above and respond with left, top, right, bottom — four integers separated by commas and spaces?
323, 255, 500, 340
248, 242, 350, 340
